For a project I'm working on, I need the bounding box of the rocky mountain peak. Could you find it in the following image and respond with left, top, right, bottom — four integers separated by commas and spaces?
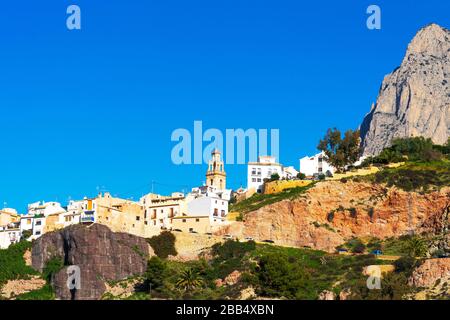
405, 24, 450, 59
360, 23, 450, 156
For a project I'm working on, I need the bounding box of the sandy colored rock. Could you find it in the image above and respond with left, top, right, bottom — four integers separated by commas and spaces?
408, 258, 450, 288
0, 276, 46, 299
239, 287, 256, 300
361, 23, 450, 156
318, 290, 336, 300
339, 289, 352, 300
23, 249, 32, 267
224, 270, 242, 286
104, 278, 143, 299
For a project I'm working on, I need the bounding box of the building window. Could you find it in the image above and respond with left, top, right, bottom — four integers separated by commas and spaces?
170, 208, 174, 218
257, 178, 261, 182
144, 221, 148, 225
214, 208, 218, 216
35, 231, 41, 235
136, 216, 140, 221
182, 219, 186, 223
221, 210, 226, 217
196, 218, 200, 222
252, 178, 256, 182
36, 221, 42, 226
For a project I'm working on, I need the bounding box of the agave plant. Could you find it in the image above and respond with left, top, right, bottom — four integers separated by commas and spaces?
175, 268, 203, 291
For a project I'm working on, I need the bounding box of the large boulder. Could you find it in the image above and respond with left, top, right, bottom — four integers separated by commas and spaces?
32, 224, 152, 300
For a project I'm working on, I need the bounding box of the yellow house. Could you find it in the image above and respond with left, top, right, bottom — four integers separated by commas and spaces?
0, 209, 19, 227
171, 215, 213, 234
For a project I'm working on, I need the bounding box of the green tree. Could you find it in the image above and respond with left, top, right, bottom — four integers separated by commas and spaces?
270, 173, 280, 181
297, 172, 306, 180
318, 128, 361, 172
404, 236, 428, 258
145, 256, 167, 290
175, 268, 203, 291
256, 253, 311, 299
147, 231, 177, 259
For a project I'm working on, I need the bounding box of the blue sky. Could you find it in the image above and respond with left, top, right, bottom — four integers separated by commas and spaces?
0, 1, 449, 211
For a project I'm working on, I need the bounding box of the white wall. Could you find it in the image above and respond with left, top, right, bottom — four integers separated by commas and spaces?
187, 196, 228, 224
299, 152, 335, 176
0, 230, 20, 249
247, 164, 283, 193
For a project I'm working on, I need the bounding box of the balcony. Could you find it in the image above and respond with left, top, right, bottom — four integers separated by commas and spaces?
81, 216, 95, 223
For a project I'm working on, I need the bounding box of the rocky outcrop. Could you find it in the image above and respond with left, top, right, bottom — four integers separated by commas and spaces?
408, 258, 450, 288
218, 181, 450, 252
361, 23, 450, 156
32, 224, 152, 300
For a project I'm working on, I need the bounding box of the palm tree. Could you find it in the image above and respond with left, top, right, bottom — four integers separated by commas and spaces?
175, 268, 203, 291
405, 236, 428, 257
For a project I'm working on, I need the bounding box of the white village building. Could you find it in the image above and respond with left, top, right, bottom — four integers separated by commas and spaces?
299, 152, 335, 177
0, 226, 21, 249
20, 201, 67, 240
247, 156, 299, 193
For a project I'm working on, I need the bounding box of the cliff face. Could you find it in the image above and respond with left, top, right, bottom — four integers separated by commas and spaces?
219, 181, 449, 252
361, 24, 450, 156
32, 224, 152, 300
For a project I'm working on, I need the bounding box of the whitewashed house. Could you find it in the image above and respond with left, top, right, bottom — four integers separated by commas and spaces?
247, 156, 299, 193
0, 226, 21, 249
67, 198, 96, 224
20, 201, 67, 240
186, 185, 229, 225
299, 152, 335, 177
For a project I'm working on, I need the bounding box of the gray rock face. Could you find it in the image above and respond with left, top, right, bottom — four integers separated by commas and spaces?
32, 224, 152, 300
361, 24, 450, 156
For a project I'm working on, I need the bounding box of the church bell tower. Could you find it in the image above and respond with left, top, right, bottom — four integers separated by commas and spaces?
206, 149, 226, 190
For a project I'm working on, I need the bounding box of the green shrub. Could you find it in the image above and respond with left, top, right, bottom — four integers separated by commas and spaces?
348, 207, 357, 218
43, 256, 64, 282
145, 256, 167, 291
147, 231, 177, 259
367, 207, 375, 220
394, 256, 417, 274
256, 252, 312, 299
327, 211, 335, 222
210, 240, 256, 279
297, 173, 306, 180
0, 241, 36, 286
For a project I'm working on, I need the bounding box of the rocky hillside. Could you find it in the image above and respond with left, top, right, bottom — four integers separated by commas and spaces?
220, 180, 449, 252
32, 224, 153, 300
361, 23, 450, 156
